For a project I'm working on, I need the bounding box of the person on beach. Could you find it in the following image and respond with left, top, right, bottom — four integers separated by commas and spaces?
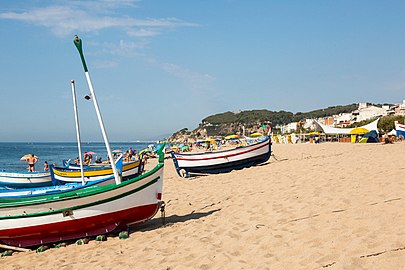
83, 153, 91, 165
26, 154, 38, 172
43, 161, 49, 171
127, 149, 133, 161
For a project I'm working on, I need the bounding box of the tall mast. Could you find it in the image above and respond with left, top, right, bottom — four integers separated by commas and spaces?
70, 80, 85, 185
73, 35, 121, 185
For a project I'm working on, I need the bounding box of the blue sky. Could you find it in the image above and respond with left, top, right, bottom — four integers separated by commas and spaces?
1, 1, 405, 142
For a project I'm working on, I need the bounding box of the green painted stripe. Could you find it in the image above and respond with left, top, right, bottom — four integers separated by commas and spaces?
0, 163, 163, 208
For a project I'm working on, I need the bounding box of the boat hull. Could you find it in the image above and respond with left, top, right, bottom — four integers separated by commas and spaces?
0, 163, 163, 247
0, 171, 52, 188
171, 137, 271, 177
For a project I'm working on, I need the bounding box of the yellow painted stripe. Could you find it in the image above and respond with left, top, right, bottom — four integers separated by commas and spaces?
53, 160, 141, 178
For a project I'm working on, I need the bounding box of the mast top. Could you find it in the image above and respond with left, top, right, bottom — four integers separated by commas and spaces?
73, 35, 88, 72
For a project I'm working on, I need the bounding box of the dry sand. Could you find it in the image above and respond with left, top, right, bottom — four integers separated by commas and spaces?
1, 142, 404, 269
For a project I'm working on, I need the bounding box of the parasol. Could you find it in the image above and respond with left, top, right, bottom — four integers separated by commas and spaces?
308, 131, 320, 136
20, 154, 38, 161
225, 134, 240, 140
349, 127, 369, 135
250, 132, 263, 137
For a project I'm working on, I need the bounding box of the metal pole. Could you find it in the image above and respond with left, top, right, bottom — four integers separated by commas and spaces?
71, 80, 85, 185
84, 72, 121, 184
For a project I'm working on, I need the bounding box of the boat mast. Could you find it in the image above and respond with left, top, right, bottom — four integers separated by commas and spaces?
70, 80, 86, 185
73, 35, 121, 185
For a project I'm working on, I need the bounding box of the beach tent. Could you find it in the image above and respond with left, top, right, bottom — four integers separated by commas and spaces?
359, 130, 379, 143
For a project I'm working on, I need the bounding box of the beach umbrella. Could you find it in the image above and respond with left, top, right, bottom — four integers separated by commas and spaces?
225, 134, 240, 140
349, 127, 369, 135
20, 154, 38, 161
250, 132, 263, 137
112, 149, 123, 153
204, 138, 216, 144
308, 131, 320, 136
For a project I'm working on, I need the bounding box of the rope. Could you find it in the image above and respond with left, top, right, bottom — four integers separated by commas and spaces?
271, 153, 288, 162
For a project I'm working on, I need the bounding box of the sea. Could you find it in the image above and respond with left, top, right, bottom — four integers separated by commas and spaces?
0, 142, 155, 172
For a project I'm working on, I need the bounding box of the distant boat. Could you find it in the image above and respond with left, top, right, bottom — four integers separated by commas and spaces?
50, 159, 143, 184
0, 175, 113, 199
0, 170, 52, 189
171, 136, 272, 177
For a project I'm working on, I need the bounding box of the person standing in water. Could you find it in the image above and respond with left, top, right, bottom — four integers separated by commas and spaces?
26, 154, 38, 172
43, 161, 49, 171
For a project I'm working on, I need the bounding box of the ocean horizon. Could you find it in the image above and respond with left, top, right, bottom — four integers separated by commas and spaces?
0, 141, 156, 172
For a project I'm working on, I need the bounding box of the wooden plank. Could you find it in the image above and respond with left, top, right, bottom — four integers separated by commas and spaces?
0, 244, 31, 252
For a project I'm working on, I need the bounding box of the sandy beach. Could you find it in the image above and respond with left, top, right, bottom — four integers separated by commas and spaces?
1, 142, 404, 269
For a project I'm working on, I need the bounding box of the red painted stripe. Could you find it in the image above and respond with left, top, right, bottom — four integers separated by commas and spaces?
175, 141, 269, 161
0, 203, 160, 247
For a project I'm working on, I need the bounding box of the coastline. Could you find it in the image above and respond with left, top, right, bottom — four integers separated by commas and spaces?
1, 142, 404, 269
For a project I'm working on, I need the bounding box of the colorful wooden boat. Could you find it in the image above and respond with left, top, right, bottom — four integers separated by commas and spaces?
51, 159, 143, 184
171, 136, 272, 177
0, 154, 164, 247
0, 170, 52, 189
0, 175, 114, 199
0, 36, 165, 248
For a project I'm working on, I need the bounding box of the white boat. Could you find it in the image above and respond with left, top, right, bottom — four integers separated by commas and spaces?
0, 170, 52, 188
171, 136, 272, 177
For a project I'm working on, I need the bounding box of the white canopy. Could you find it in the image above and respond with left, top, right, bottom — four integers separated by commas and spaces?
315, 118, 380, 135
387, 129, 397, 136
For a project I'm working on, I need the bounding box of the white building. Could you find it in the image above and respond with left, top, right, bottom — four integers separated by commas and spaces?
334, 113, 352, 124
394, 100, 405, 115
280, 122, 298, 133
351, 104, 387, 122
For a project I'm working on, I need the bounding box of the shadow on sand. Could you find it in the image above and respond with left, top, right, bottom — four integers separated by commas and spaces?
132, 208, 221, 233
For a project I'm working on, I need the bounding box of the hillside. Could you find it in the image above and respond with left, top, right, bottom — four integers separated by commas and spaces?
166, 103, 396, 142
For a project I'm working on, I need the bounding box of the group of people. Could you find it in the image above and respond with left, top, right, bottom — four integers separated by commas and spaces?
25, 154, 49, 172
24, 147, 142, 172
70, 148, 139, 166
